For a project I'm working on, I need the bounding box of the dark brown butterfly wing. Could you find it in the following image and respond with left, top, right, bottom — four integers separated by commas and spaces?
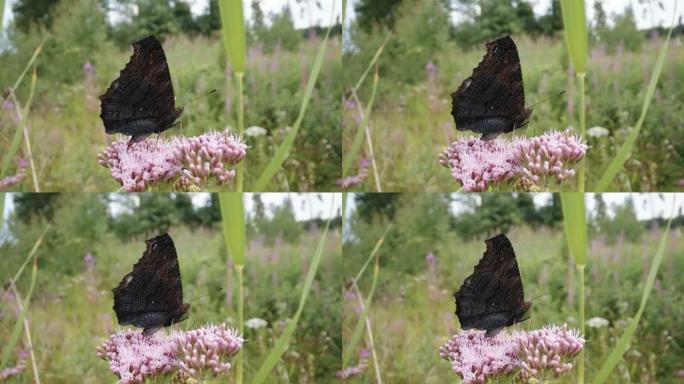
99, 36, 183, 144
454, 234, 530, 337
112, 233, 189, 334
450, 36, 531, 141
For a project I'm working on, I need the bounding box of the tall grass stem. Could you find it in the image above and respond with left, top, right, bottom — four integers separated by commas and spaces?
352, 283, 382, 384
9, 283, 41, 384
236, 72, 245, 191
577, 73, 586, 192
236, 264, 244, 384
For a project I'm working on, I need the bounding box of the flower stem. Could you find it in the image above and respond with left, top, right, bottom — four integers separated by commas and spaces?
236, 72, 245, 192
236, 263, 244, 384
577, 264, 585, 384
577, 73, 586, 192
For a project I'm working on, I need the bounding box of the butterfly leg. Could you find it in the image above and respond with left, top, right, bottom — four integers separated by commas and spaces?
142, 326, 162, 336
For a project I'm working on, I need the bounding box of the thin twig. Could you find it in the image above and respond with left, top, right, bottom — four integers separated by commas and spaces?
350, 91, 381, 192
9, 282, 41, 384
352, 282, 382, 384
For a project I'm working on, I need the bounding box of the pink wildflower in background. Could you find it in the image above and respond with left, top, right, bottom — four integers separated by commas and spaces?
336, 349, 370, 380
337, 159, 370, 189
0, 351, 27, 381
97, 324, 243, 384
0, 159, 28, 190
439, 130, 587, 191
440, 324, 584, 384
98, 130, 246, 192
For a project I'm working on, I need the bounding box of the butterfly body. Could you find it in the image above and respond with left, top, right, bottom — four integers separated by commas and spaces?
454, 234, 531, 337
113, 233, 190, 335
100, 36, 183, 144
451, 36, 531, 141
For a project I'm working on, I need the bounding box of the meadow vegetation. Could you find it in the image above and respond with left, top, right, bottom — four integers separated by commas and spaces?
342, 193, 684, 382
342, 0, 684, 192
0, 0, 342, 192
0, 193, 342, 383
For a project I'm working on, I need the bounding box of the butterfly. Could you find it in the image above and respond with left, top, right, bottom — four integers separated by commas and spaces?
112, 233, 190, 335
450, 36, 531, 141
454, 233, 531, 337
100, 36, 183, 145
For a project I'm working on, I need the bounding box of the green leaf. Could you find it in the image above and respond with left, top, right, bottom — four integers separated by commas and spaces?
218, 193, 245, 266
218, 0, 246, 73
250, 209, 334, 384
594, 21, 674, 191
560, 193, 587, 266
592, 208, 675, 383
251, 9, 333, 191
560, 0, 588, 74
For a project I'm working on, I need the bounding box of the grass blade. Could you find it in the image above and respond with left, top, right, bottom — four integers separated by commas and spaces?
250, 205, 334, 384
252, 4, 335, 191
0, 251, 39, 371
352, 283, 382, 384
218, 192, 245, 383
342, 250, 380, 368
594, 20, 674, 191
0, 0, 5, 30
343, 68, 379, 177
560, 193, 587, 266
560, 192, 587, 383
219, 193, 246, 266
560, 0, 587, 74
352, 34, 390, 94
350, 223, 391, 286
592, 204, 675, 383
218, 0, 246, 74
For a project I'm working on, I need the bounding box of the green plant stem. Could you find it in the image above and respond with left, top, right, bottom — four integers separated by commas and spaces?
10, 283, 40, 384
236, 263, 244, 384
236, 72, 245, 192
577, 73, 586, 192
350, 91, 380, 191
577, 264, 585, 384
352, 283, 382, 384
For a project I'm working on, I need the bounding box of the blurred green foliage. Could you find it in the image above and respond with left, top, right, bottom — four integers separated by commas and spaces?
0, 193, 342, 382
343, 0, 684, 191
343, 193, 684, 382
0, 0, 342, 191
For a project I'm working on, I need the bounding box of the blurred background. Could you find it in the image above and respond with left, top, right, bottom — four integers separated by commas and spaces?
0, 192, 342, 382
0, 0, 342, 191
342, 0, 684, 191
342, 192, 684, 382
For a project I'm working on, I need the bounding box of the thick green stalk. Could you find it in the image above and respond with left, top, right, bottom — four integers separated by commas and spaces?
236, 264, 244, 384
236, 73, 245, 192
577, 73, 586, 192
577, 265, 585, 384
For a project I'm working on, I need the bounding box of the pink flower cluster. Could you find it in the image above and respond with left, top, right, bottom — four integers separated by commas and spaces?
336, 159, 370, 189
98, 131, 246, 192
517, 324, 584, 379
514, 130, 587, 187
0, 351, 27, 381
176, 324, 243, 379
97, 324, 243, 384
335, 349, 370, 379
0, 159, 28, 190
439, 137, 520, 191
439, 324, 584, 384
439, 130, 587, 191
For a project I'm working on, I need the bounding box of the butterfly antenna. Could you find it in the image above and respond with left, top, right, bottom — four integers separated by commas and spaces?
529, 90, 566, 109
530, 285, 565, 302
179, 89, 217, 108
190, 287, 224, 303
